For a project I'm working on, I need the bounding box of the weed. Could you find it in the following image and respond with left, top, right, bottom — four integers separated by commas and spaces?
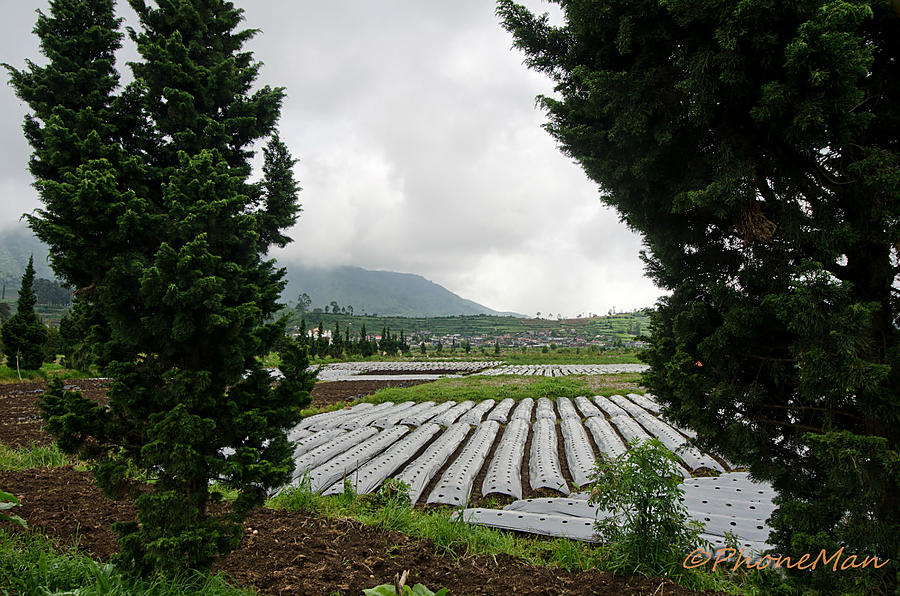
589, 438, 707, 577
0, 442, 72, 471
0, 529, 254, 595
0, 490, 26, 528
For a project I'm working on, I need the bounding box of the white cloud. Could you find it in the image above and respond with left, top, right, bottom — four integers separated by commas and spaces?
0, 0, 663, 316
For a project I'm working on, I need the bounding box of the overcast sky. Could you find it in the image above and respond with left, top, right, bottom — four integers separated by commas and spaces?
0, 0, 664, 317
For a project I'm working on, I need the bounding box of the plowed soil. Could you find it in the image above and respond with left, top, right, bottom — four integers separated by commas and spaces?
0, 467, 719, 595
0, 379, 721, 595
0, 379, 108, 448
310, 379, 434, 407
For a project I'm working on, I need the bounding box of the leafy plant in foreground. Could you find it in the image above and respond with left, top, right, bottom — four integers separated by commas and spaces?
588, 438, 705, 576
0, 490, 26, 528
363, 570, 448, 596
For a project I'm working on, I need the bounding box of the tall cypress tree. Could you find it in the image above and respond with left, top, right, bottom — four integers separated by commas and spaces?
500, 1, 899, 591
8, 0, 314, 576
1, 256, 47, 371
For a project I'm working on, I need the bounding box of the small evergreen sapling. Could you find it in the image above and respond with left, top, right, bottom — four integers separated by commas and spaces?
1, 257, 47, 371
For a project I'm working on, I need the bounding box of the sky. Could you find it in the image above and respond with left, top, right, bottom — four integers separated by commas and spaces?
0, 0, 664, 318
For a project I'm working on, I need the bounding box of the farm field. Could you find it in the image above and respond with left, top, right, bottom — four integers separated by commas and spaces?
0, 372, 749, 595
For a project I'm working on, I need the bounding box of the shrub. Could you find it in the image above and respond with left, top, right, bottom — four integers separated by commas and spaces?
588, 438, 705, 576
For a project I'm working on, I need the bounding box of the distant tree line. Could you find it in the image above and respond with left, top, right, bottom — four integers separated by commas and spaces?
1, 276, 71, 308
295, 318, 409, 358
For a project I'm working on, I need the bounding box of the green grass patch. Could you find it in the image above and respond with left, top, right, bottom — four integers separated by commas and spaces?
0, 529, 254, 595
0, 361, 96, 383
0, 443, 75, 471
350, 374, 644, 405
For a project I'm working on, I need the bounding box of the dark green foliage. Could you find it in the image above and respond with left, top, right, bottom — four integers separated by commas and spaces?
42, 325, 60, 364
500, 1, 899, 593
32, 278, 71, 308
57, 299, 94, 371
1, 257, 47, 370
9, 0, 314, 577
0, 303, 10, 324
589, 439, 704, 577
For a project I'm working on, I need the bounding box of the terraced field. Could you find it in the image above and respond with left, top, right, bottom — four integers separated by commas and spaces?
284, 391, 774, 555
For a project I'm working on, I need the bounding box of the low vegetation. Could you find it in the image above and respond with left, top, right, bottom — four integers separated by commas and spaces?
0, 530, 253, 596
359, 373, 644, 405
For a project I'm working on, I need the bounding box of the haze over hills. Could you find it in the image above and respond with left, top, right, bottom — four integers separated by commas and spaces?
280, 264, 524, 318
0, 225, 522, 317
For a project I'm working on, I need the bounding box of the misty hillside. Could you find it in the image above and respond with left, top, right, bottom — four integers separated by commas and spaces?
0, 226, 520, 317
0, 227, 54, 299
281, 264, 523, 318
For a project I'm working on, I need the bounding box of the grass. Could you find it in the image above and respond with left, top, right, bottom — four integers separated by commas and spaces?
0, 529, 254, 596
0, 442, 76, 471
351, 373, 645, 406
267, 482, 770, 596
0, 360, 96, 383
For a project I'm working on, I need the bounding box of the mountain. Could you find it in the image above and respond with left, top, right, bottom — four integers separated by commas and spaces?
0, 225, 521, 317
280, 264, 523, 318
0, 227, 54, 299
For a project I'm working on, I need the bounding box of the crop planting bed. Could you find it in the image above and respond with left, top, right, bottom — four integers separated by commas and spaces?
479, 364, 649, 376
285, 392, 774, 553
312, 362, 648, 381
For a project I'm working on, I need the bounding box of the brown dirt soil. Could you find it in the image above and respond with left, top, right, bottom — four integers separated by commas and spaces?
310, 379, 434, 408
0, 379, 109, 448
0, 467, 721, 596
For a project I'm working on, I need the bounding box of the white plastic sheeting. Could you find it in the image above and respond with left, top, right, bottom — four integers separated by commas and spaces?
535, 397, 556, 421
529, 418, 568, 494
573, 396, 602, 419
510, 398, 534, 422
306, 425, 409, 493
322, 423, 442, 496
457, 508, 599, 542
299, 402, 375, 431
635, 414, 725, 473
393, 422, 471, 503
559, 417, 597, 487
340, 402, 412, 430
482, 418, 529, 498
486, 398, 515, 423
556, 397, 579, 420
431, 400, 476, 426
292, 426, 379, 483
584, 417, 627, 459
401, 401, 454, 426
627, 392, 661, 413
459, 399, 496, 425
427, 421, 500, 505
592, 396, 627, 418
478, 364, 648, 377
372, 401, 434, 428
292, 428, 346, 459
309, 402, 395, 432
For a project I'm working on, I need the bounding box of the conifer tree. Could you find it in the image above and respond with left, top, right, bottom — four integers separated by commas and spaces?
8, 0, 314, 576
1, 257, 47, 370
500, 1, 899, 591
